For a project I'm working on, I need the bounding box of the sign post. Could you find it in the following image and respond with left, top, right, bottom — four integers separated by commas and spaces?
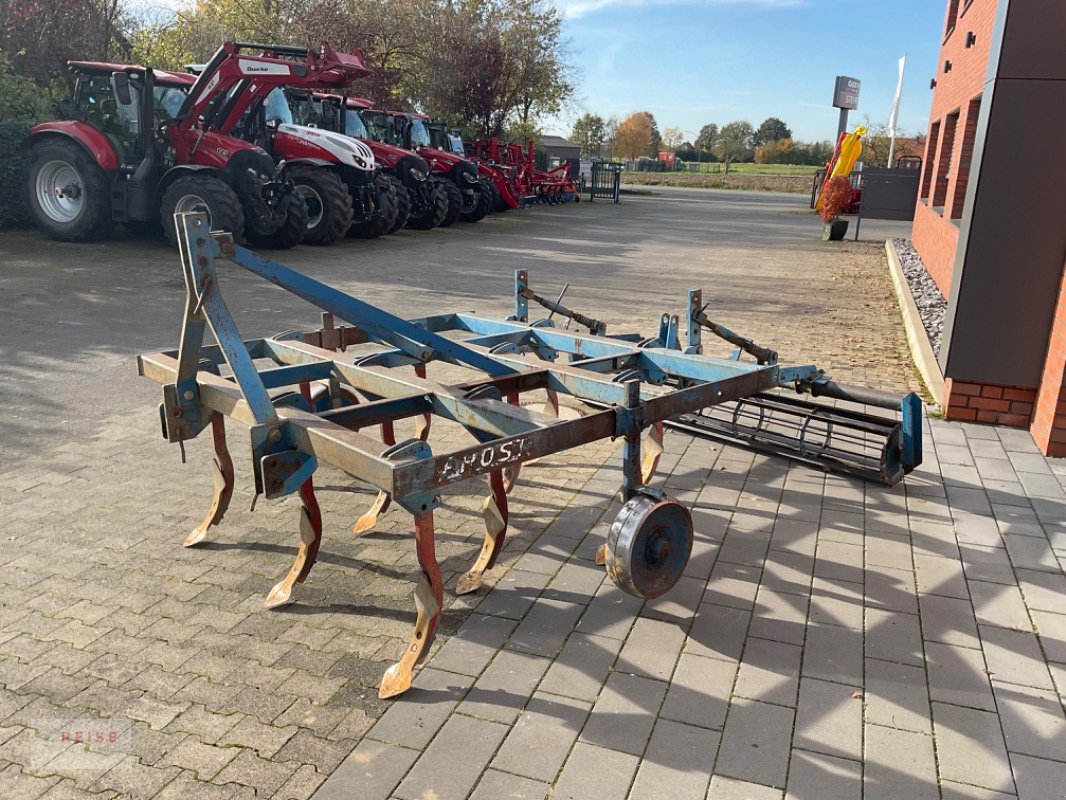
833, 75, 862, 138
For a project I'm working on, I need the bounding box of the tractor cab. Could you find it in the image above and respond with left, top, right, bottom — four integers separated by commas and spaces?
428, 124, 466, 156
66, 62, 193, 173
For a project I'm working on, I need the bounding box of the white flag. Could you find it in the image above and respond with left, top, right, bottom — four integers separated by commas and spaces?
888, 55, 907, 137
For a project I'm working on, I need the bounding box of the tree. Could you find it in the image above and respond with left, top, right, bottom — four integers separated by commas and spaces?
614, 111, 657, 160
694, 123, 719, 151
714, 120, 755, 164
754, 117, 792, 147
661, 126, 685, 151
570, 113, 607, 157
755, 138, 794, 164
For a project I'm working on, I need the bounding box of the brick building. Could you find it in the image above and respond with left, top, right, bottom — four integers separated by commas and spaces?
910, 0, 1066, 455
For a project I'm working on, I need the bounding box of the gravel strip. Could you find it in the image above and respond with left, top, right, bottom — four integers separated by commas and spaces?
892, 238, 947, 356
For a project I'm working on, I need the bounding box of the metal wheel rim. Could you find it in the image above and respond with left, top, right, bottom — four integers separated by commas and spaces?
296, 185, 325, 230
36, 160, 84, 223
174, 194, 212, 227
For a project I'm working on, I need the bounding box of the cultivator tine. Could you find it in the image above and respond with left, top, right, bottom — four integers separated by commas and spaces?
641, 421, 666, 485
353, 490, 391, 536
353, 421, 397, 537
185, 414, 235, 547
456, 470, 509, 595
379, 511, 443, 699
501, 392, 523, 494
265, 479, 322, 609
545, 389, 561, 418
414, 364, 432, 442
595, 544, 607, 566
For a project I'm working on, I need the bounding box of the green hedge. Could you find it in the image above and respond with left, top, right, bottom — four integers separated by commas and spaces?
0, 119, 32, 230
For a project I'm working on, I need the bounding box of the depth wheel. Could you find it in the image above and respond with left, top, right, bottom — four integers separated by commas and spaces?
605, 492, 692, 599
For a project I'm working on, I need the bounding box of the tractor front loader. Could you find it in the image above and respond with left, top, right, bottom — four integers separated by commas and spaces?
23, 60, 305, 247
183, 43, 381, 246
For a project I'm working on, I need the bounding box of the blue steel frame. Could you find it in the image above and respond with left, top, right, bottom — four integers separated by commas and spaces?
141, 214, 922, 505
137, 213, 923, 698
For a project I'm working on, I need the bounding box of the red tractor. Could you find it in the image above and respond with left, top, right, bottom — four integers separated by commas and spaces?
24, 58, 308, 247
184, 43, 396, 244
344, 98, 450, 231
385, 110, 491, 224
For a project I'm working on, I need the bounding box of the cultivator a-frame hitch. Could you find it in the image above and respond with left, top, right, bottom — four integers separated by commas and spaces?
139, 213, 922, 699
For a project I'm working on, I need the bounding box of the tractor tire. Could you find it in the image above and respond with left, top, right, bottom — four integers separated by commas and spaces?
386, 175, 411, 235
25, 139, 113, 242
459, 181, 492, 223
479, 177, 500, 215
407, 178, 448, 230
159, 174, 244, 247
347, 172, 395, 239
288, 165, 352, 245
244, 192, 309, 250
438, 179, 463, 227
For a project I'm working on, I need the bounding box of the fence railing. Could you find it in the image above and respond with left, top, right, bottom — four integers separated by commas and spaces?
589, 161, 622, 203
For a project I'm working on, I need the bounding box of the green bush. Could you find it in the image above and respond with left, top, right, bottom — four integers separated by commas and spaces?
0, 118, 33, 230
0, 55, 58, 231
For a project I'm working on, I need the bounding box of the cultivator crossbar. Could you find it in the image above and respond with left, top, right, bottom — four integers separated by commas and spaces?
139, 213, 922, 699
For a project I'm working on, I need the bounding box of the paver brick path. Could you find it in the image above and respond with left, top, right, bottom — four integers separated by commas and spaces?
1, 191, 1062, 798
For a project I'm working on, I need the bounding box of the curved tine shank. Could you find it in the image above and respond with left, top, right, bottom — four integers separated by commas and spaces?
413, 364, 432, 442
353, 420, 396, 537
185, 414, 236, 547
544, 388, 560, 417
379, 511, 443, 698
502, 393, 523, 494
265, 479, 323, 609
641, 421, 666, 485
456, 470, 509, 595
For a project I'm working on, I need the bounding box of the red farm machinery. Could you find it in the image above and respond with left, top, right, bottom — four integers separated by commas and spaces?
290, 94, 450, 232
183, 43, 398, 244
23, 59, 309, 247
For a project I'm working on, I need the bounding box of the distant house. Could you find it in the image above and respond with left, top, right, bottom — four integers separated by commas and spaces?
539, 135, 581, 163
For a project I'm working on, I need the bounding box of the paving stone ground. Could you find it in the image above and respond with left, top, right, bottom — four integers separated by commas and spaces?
2, 190, 1063, 799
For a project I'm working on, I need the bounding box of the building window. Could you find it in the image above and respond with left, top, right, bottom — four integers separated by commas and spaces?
945, 0, 961, 38
933, 111, 959, 212
961, 0, 974, 17
921, 120, 941, 200
951, 96, 982, 220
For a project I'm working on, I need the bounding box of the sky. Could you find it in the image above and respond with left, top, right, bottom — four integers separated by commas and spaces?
546, 0, 948, 143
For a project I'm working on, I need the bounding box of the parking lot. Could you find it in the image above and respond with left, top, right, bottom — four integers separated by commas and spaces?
2, 190, 1063, 800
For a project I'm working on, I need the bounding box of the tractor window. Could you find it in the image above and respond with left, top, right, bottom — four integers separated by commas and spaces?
153, 87, 186, 121
288, 94, 320, 127
264, 88, 293, 125
76, 74, 143, 165
409, 119, 431, 148
344, 109, 369, 139
362, 110, 392, 143
447, 135, 465, 156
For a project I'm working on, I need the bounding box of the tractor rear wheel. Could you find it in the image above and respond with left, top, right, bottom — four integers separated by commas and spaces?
407, 178, 448, 230
348, 172, 395, 239
26, 139, 113, 241
244, 192, 309, 249
159, 174, 244, 246
386, 176, 411, 235
459, 181, 491, 223
289, 166, 352, 245
438, 179, 462, 227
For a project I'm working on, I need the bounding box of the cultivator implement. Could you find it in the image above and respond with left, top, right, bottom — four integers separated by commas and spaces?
139, 213, 922, 699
